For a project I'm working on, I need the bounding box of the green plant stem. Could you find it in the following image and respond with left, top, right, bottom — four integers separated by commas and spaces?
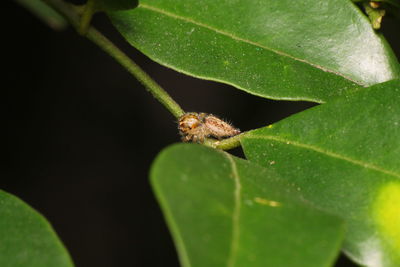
40, 0, 244, 150
15, 0, 67, 30
78, 0, 96, 35
42, 0, 185, 119
86, 29, 185, 118
213, 132, 246, 150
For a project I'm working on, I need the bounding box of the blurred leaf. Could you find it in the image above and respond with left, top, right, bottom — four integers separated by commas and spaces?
151, 144, 345, 267
15, 0, 67, 30
0, 190, 74, 267
242, 80, 400, 266
109, 0, 400, 102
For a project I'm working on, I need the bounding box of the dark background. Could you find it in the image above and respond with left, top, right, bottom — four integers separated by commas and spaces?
4, 1, 400, 266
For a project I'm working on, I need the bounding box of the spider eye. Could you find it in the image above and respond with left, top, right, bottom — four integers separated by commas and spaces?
179, 114, 201, 131
183, 119, 199, 129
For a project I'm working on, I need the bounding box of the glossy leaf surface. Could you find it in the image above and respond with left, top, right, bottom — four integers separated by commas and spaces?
109, 0, 400, 102
151, 144, 344, 267
0, 190, 74, 267
242, 80, 400, 267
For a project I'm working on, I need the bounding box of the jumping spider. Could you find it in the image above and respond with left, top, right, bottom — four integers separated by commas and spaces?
178, 112, 240, 143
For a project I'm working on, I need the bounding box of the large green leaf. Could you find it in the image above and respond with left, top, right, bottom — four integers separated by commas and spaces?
109, 0, 400, 102
151, 143, 345, 267
0, 190, 74, 267
241, 80, 400, 267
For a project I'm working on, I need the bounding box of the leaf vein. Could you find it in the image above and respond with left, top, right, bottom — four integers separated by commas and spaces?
248, 135, 400, 179
139, 3, 362, 85
225, 154, 241, 267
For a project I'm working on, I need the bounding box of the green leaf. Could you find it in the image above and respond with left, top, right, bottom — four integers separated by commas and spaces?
108, 0, 400, 102
15, 0, 67, 30
0, 190, 74, 267
151, 143, 345, 267
241, 79, 400, 267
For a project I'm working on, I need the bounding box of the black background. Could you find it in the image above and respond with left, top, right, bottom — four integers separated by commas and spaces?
4, 1, 400, 266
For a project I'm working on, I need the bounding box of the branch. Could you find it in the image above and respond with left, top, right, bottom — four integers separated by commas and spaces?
42, 0, 185, 119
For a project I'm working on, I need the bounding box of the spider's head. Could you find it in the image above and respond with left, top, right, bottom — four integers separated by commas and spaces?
178, 113, 201, 133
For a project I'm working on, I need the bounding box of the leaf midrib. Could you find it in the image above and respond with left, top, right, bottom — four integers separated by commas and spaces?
247, 134, 400, 179
224, 153, 241, 267
139, 3, 362, 86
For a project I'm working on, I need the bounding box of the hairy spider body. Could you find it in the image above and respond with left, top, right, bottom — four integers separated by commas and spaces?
178, 112, 240, 143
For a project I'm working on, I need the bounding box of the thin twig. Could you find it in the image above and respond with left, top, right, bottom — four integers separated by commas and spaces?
42, 0, 185, 118
40, 0, 245, 150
